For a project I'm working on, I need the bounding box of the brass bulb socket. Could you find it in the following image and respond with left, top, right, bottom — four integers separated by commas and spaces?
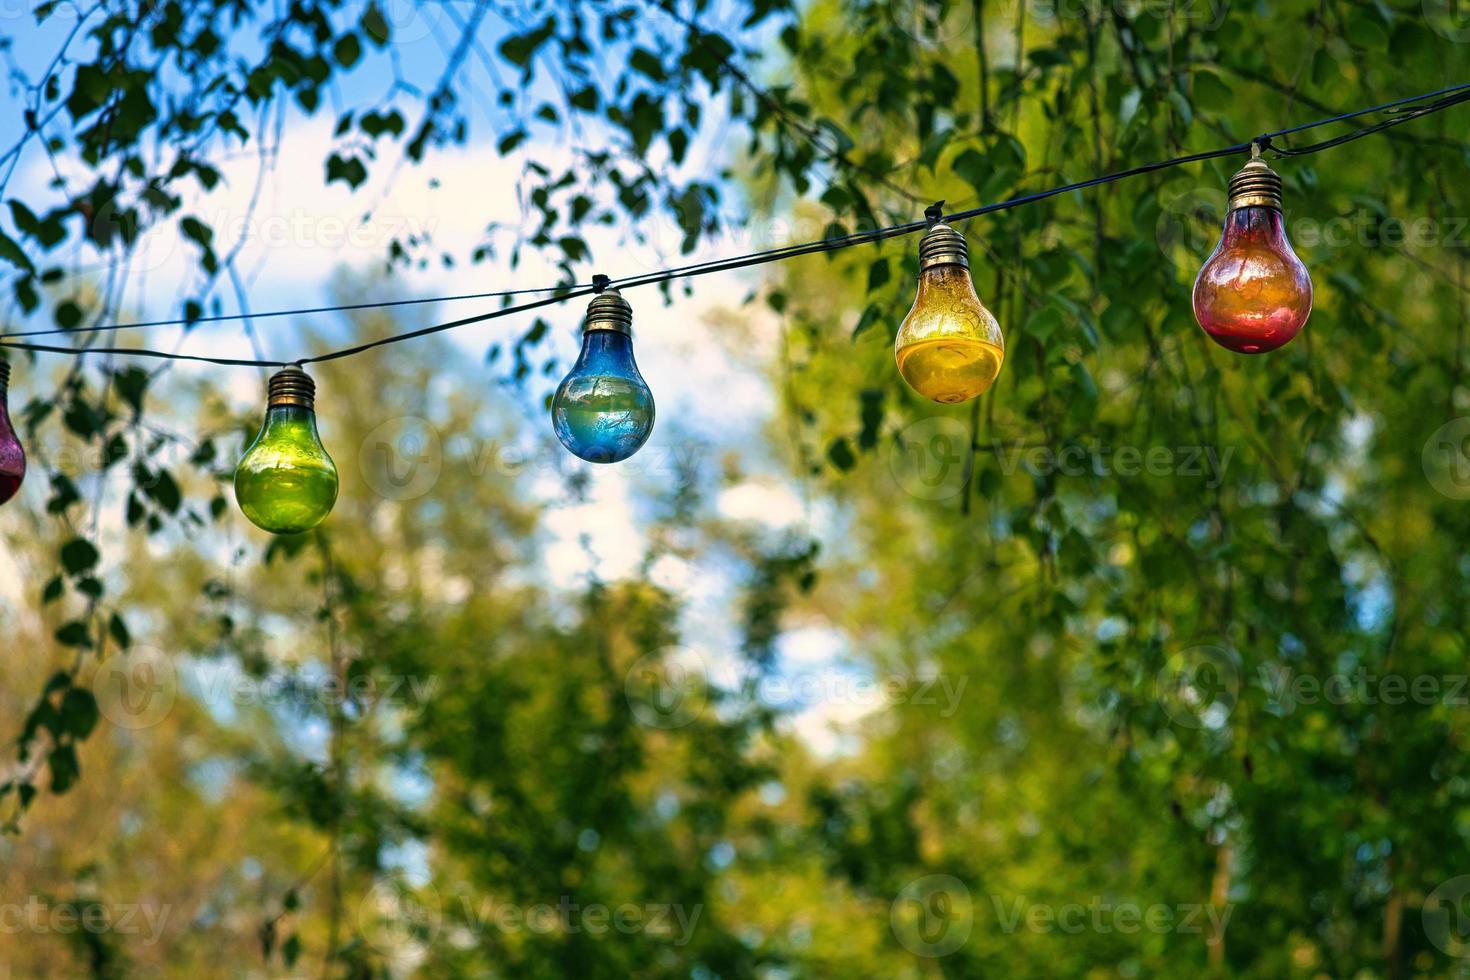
1227, 158, 1283, 212
918, 222, 970, 271
584, 288, 633, 335
268, 367, 316, 409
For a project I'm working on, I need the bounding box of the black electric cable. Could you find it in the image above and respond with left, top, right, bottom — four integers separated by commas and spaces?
1, 282, 589, 341
3, 79, 1469, 369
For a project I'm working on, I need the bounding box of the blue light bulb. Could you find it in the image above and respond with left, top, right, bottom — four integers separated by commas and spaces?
552, 287, 655, 463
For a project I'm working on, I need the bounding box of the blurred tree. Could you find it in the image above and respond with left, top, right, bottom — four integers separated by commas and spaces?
2, 0, 1470, 977
741, 0, 1470, 977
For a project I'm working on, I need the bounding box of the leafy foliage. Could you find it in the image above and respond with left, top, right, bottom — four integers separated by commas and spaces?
1, 0, 1469, 977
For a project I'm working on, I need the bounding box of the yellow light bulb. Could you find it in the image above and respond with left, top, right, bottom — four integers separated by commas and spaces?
894, 222, 1005, 404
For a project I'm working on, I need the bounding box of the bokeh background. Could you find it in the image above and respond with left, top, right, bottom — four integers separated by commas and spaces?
3, 0, 1470, 976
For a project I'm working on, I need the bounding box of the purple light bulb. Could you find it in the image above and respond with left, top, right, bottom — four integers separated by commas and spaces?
0, 361, 26, 506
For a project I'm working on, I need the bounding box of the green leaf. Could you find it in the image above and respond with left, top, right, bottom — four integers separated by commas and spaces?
0, 231, 34, 273
8, 200, 40, 236
952, 148, 989, 196
915, 129, 952, 173
108, 612, 131, 649
112, 365, 150, 415
325, 153, 368, 188
858, 389, 884, 451
180, 215, 213, 249
65, 63, 109, 120
23, 698, 61, 743
59, 689, 99, 739
142, 468, 182, 514
499, 18, 555, 70
867, 258, 890, 293
1167, 90, 1193, 128
1192, 72, 1232, 112
630, 48, 666, 82
54, 300, 83, 329
48, 473, 81, 513
1119, 88, 1143, 130
333, 33, 362, 69
498, 129, 528, 155
359, 110, 404, 139
852, 303, 884, 340
1024, 307, 1066, 343
1345, 14, 1388, 48
360, 3, 390, 46
827, 437, 856, 472
569, 87, 599, 111
48, 744, 80, 794
558, 236, 588, 262
55, 621, 92, 648
60, 538, 100, 575
14, 275, 39, 313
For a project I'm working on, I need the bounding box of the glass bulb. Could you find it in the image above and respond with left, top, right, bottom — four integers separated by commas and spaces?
894, 222, 1005, 404
0, 362, 26, 506
234, 368, 338, 534
1193, 157, 1312, 354
552, 288, 654, 463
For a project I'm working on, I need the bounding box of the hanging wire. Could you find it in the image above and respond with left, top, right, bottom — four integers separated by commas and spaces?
1269, 83, 1470, 156
3, 79, 1469, 369
1, 282, 588, 341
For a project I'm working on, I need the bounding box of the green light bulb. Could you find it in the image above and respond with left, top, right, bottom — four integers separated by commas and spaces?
234, 367, 339, 535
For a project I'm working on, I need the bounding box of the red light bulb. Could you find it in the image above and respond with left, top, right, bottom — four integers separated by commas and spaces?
1193, 153, 1312, 354
0, 361, 25, 506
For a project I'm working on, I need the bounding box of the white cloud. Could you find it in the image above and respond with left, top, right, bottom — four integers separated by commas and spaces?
716, 479, 806, 527
540, 466, 646, 586
785, 695, 874, 759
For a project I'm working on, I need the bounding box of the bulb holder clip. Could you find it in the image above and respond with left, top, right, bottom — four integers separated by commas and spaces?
583, 287, 633, 335
918, 222, 970, 272
268, 367, 316, 409
1227, 158, 1283, 212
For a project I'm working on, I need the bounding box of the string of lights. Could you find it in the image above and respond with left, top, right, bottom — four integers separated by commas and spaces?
1, 80, 1467, 370
0, 81, 1468, 525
